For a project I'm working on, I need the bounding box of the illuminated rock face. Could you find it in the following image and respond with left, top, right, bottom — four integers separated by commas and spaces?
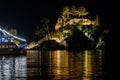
38, 40, 66, 50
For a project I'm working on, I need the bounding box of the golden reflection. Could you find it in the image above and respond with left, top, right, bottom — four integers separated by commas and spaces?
48, 50, 69, 79
27, 50, 41, 77
26, 50, 103, 80
68, 50, 103, 80
82, 77, 93, 80
84, 50, 92, 76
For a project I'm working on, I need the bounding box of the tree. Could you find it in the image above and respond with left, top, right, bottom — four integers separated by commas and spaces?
61, 6, 71, 25
10, 28, 17, 35
35, 25, 47, 38
70, 5, 77, 17
35, 18, 52, 39
61, 6, 70, 19
76, 6, 88, 17
10, 28, 20, 45
57, 17, 64, 26
41, 18, 51, 39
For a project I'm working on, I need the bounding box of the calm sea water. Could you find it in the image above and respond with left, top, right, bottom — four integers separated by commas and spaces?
0, 49, 105, 80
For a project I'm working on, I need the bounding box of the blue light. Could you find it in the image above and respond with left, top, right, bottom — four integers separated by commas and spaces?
0, 27, 27, 42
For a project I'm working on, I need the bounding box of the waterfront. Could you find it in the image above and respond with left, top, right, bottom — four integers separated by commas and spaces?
0, 49, 105, 80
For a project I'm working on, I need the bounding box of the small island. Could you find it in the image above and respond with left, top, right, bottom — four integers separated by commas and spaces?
26, 6, 107, 51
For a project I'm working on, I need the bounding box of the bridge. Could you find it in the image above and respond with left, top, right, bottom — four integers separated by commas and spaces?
0, 27, 27, 49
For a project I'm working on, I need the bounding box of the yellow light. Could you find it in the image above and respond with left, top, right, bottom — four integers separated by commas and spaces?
52, 38, 61, 43
85, 32, 88, 36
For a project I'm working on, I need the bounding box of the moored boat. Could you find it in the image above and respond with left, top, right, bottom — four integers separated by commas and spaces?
0, 42, 26, 54
0, 27, 27, 54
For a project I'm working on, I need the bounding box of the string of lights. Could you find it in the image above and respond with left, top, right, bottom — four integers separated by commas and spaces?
0, 28, 26, 42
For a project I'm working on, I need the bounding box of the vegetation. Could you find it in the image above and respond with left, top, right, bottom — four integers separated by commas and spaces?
10, 28, 17, 35
10, 28, 20, 46
35, 17, 52, 39
57, 6, 89, 26
33, 5, 105, 50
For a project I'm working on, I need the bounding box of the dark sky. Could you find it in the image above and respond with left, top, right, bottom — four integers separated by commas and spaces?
0, 0, 117, 44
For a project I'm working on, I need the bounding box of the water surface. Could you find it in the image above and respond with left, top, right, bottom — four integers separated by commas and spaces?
0, 49, 105, 80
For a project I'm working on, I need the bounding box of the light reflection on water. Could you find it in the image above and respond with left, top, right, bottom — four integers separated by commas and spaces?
0, 55, 27, 80
0, 49, 105, 80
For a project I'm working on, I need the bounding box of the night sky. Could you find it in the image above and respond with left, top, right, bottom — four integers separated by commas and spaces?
0, 0, 118, 46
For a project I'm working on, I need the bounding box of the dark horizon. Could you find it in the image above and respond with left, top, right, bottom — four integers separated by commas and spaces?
0, 0, 116, 44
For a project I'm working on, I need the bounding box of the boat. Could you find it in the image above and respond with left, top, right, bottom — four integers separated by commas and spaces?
0, 37, 27, 54
0, 28, 27, 54
0, 41, 27, 54
0, 42, 19, 54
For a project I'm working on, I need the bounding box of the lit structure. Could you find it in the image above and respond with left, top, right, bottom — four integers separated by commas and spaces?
0, 27, 27, 49
0, 28, 26, 42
